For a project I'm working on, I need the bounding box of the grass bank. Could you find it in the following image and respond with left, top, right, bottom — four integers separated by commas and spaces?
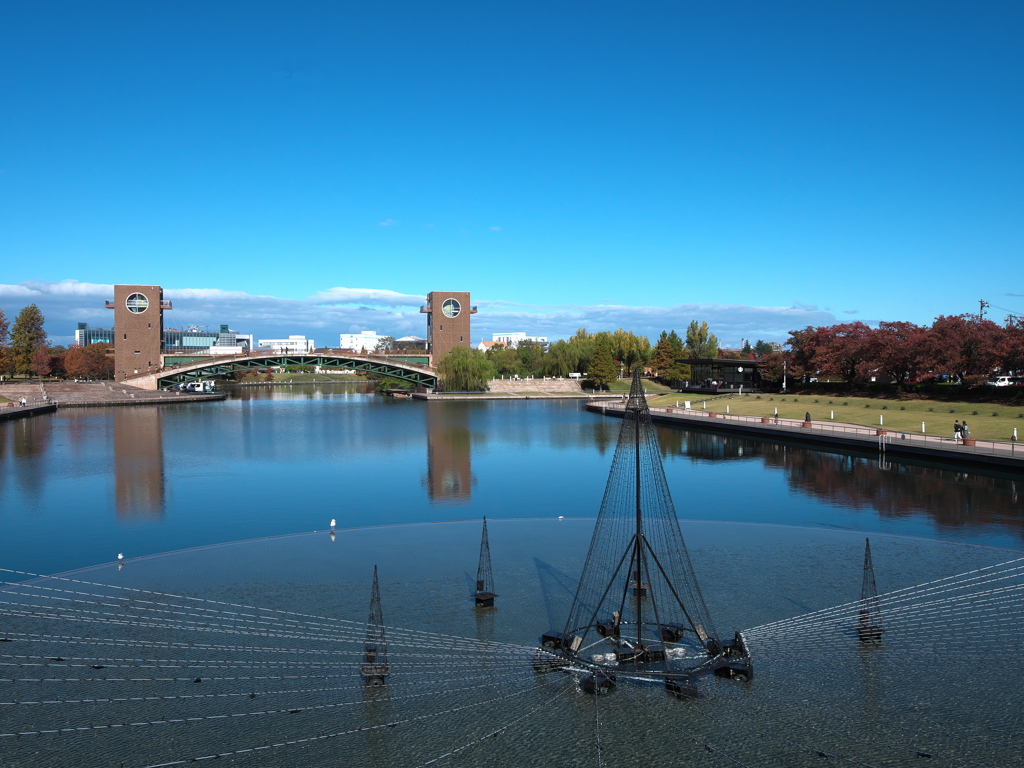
600, 378, 673, 393
647, 392, 1024, 442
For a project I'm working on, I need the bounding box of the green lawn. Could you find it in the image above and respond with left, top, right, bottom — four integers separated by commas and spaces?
602, 378, 673, 393
647, 392, 1024, 442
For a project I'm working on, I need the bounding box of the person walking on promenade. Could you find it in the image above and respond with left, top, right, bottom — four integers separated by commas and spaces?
954, 420, 962, 442
961, 421, 970, 441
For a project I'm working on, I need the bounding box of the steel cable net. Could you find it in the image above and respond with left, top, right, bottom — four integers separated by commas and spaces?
562, 371, 718, 653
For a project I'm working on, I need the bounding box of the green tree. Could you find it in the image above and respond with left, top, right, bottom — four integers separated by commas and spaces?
753, 340, 773, 357
540, 339, 581, 378
685, 320, 718, 359
485, 344, 521, 377
567, 328, 596, 373
587, 336, 617, 390
10, 304, 47, 376
374, 375, 412, 394
515, 339, 545, 377
612, 328, 651, 375
651, 330, 690, 383
437, 347, 494, 391
0, 307, 10, 376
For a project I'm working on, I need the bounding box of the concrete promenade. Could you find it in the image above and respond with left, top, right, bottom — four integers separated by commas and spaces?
1, 381, 225, 410
413, 391, 622, 401
587, 401, 1024, 471
0, 403, 57, 422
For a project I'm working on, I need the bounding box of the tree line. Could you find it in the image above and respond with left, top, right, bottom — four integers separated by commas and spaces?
0, 304, 114, 381
779, 316, 1024, 387
437, 321, 735, 391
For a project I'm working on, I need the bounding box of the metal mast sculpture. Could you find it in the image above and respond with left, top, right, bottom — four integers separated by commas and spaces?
360, 565, 391, 686
857, 539, 884, 645
539, 369, 751, 695
471, 517, 498, 608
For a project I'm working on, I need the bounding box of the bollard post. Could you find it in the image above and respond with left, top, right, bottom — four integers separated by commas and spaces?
726, 405, 730, 413
774, 406, 778, 416
880, 415, 884, 426
922, 422, 926, 433
830, 410, 834, 420
703, 401, 706, 410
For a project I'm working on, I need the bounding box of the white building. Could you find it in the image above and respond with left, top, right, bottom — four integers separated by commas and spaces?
257, 335, 315, 353
338, 330, 386, 353
491, 332, 549, 349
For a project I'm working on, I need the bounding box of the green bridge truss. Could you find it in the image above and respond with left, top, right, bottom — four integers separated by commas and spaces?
157, 354, 438, 390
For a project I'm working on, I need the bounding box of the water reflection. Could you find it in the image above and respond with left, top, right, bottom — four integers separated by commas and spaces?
764, 448, 1024, 534
655, 427, 1024, 539
657, 427, 760, 462
10, 417, 51, 499
423, 404, 475, 503
113, 408, 165, 521
4, 389, 1023, 575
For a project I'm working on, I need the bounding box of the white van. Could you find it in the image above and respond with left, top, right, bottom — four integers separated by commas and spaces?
987, 376, 1017, 387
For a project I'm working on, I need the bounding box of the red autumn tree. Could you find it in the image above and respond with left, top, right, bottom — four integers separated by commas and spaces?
804, 321, 874, 383
1000, 318, 1024, 376
926, 315, 1003, 385
31, 345, 52, 377
869, 321, 930, 385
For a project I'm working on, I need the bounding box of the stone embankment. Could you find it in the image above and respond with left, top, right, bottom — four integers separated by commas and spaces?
1, 381, 224, 410
415, 377, 624, 401
589, 401, 1024, 470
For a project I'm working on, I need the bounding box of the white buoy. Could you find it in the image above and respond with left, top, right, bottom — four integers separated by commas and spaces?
117, 553, 123, 561
558, 516, 564, 521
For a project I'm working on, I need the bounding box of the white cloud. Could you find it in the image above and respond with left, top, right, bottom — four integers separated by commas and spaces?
489, 226, 502, 231
378, 218, 398, 227
310, 287, 423, 307
0, 279, 838, 348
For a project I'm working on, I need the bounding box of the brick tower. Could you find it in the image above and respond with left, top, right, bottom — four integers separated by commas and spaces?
105, 285, 171, 381
421, 291, 476, 365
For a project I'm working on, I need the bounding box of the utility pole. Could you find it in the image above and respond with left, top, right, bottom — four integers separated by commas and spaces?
979, 300, 989, 319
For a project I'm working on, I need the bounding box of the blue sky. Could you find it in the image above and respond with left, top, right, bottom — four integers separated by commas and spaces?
2, 1, 1022, 347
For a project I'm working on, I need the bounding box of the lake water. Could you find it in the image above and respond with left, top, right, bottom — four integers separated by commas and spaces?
1, 381, 1022, 576
3, 382, 1023, 767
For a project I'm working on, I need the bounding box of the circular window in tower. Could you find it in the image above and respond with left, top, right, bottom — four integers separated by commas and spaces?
126, 293, 150, 313
441, 298, 461, 319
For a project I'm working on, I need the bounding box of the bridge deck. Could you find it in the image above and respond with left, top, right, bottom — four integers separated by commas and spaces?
123, 352, 439, 391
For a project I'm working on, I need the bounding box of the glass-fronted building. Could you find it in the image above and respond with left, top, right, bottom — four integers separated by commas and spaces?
74, 323, 251, 353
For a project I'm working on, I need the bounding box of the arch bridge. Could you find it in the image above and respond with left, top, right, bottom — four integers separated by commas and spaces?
127, 353, 438, 391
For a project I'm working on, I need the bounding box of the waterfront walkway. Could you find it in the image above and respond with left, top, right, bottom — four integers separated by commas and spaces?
587, 401, 1024, 470
0, 381, 224, 410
